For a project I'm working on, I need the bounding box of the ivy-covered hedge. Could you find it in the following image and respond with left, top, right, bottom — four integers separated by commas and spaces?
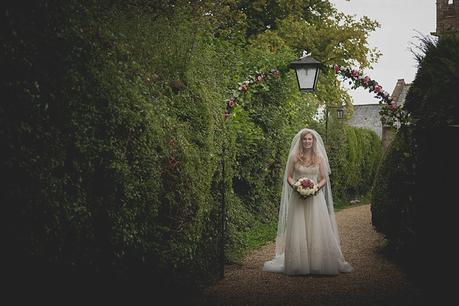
1, 2, 228, 293
327, 125, 382, 202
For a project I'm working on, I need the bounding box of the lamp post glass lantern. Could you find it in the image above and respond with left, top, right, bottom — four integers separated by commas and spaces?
290, 55, 321, 92
337, 107, 344, 120
325, 106, 345, 143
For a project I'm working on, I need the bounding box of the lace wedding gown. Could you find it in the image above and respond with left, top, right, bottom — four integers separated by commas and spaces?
264, 163, 353, 275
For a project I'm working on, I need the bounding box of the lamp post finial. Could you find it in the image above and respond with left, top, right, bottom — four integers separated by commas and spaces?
301, 49, 311, 58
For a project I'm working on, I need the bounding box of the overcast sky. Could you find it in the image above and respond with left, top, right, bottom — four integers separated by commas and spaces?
329, 0, 437, 104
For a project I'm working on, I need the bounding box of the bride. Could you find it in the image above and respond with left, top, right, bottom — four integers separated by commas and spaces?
263, 128, 353, 275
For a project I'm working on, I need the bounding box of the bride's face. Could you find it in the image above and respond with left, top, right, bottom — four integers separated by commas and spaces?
302, 133, 314, 149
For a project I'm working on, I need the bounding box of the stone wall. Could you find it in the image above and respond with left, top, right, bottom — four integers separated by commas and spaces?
347, 104, 382, 139
435, 0, 459, 35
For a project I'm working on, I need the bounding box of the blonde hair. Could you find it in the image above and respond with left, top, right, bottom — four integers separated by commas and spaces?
296, 130, 318, 166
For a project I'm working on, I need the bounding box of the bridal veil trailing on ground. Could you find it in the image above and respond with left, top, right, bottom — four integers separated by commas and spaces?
263, 128, 353, 275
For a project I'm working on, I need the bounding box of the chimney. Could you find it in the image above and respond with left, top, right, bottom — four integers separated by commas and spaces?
390, 79, 406, 105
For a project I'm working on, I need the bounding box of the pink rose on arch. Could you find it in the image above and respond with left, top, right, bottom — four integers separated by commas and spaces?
255, 74, 265, 82
333, 64, 341, 73
374, 84, 382, 93
351, 69, 359, 78
389, 102, 397, 111
227, 97, 236, 108
363, 76, 370, 86
239, 82, 249, 92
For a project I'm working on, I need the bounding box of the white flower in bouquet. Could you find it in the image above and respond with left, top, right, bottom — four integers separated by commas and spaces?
293, 177, 318, 199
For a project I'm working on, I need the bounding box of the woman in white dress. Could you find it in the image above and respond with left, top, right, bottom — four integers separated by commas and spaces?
263, 128, 353, 275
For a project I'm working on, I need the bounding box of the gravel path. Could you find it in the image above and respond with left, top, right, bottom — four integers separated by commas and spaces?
195, 204, 425, 306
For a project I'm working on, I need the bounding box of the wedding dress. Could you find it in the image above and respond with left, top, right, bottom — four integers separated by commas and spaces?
263, 128, 353, 275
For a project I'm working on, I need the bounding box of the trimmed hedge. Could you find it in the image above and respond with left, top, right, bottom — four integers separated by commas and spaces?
370, 127, 416, 244
370, 35, 459, 289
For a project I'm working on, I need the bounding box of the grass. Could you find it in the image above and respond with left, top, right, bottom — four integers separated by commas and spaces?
226, 219, 278, 263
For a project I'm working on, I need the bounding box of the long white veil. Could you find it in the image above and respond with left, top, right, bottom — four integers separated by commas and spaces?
264, 128, 341, 271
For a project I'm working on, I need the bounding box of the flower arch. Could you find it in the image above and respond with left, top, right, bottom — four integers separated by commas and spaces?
223, 67, 286, 120
223, 64, 410, 127
332, 64, 410, 127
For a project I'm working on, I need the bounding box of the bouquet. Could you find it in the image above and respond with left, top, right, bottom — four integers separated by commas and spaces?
293, 177, 318, 199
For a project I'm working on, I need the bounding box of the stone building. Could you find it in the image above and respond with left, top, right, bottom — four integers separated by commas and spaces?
347, 79, 411, 149
390, 79, 411, 109
433, 0, 459, 36
381, 79, 411, 148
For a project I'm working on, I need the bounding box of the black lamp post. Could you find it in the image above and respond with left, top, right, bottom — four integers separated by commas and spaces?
337, 106, 344, 120
290, 53, 321, 92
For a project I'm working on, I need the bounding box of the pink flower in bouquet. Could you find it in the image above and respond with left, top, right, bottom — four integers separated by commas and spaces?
301, 179, 314, 189
271, 69, 280, 78
294, 177, 319, 198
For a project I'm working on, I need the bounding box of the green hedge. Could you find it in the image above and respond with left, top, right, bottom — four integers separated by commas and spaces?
370, 36, 458, 287
327, 125, 382, 202
1, 2, 227, 291
370, 127, 416, 244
